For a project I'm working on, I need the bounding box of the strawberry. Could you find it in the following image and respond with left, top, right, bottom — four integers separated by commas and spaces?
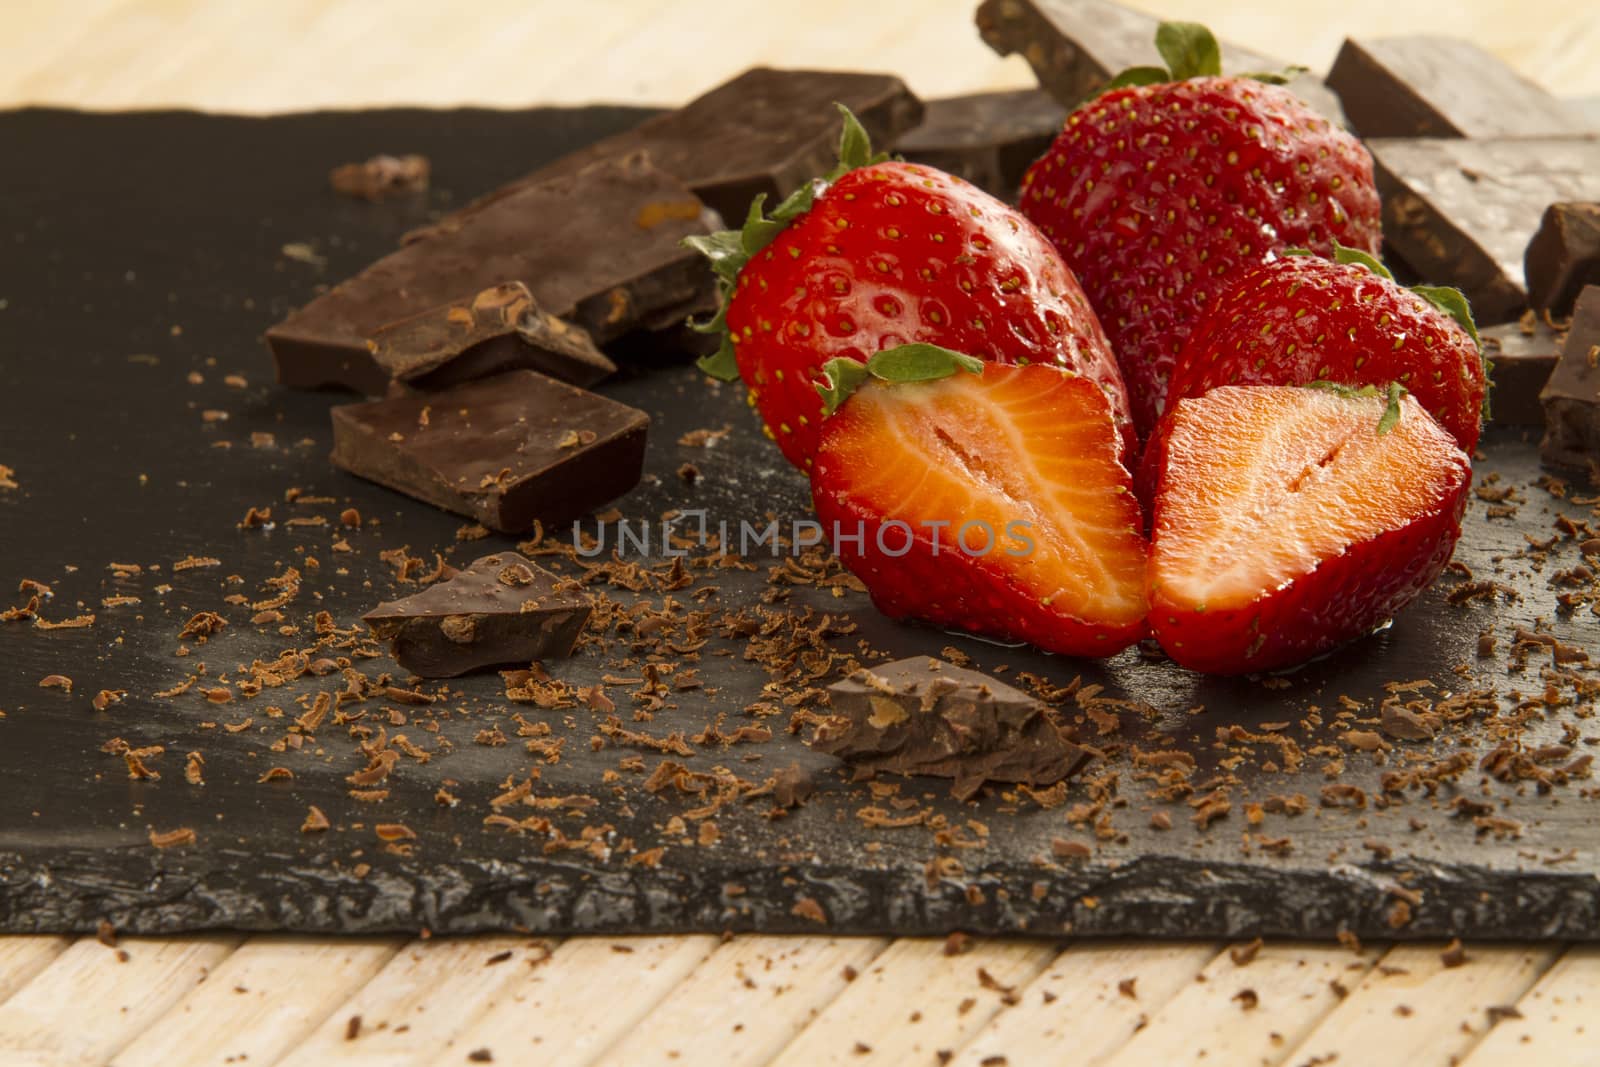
688, 108, 1132, 471
810, 347, 1149, 657
1018, 22, 1383, 435
1145, 384, 1470, 674
1164, 247, 1486, 453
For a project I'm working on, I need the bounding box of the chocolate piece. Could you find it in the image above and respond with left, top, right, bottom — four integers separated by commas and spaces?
363, 552, 590, 677
329, 369, 648, 531
1526, 203, 1600, 316
1540, 285, 1600, 470
329, 154, 431, 201
1327, 37, 1595, 140
813, 657, 1091, 801
424, 68, 923, 236
1482, 317, 1565, 427
893, 90, 1065, 199
1369, 138, 1600, 323
367, 282, 616, 393
974, 0, 1344, 122
268, 154, 715, 391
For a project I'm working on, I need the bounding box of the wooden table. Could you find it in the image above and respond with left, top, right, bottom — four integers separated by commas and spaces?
2, 2, 1596, 1063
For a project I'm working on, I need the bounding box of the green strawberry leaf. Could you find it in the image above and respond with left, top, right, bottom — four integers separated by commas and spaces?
1331, 241, 1395, 282
815, 344, 986, 415
697, 336, 740, 382
1411, 284, 1480, 348
1238, 64, 1309, 86
1377, 381, 1406, 436
1306, 380, 1407, 435
1098, 65, 1171, 95
681, 230, 747, 286
1305, 380, 1382, 401
825, 103, 890, 182
1155, 22, 1223, 79
816, 358, 873, 416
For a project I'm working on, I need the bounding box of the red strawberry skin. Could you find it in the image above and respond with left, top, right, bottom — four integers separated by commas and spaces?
1019, 77, 1383, 435
811, 364, 1149, 657
726, 161, 1132, 469
1147, 386, 1470, 675
1165, 255, 1485, 453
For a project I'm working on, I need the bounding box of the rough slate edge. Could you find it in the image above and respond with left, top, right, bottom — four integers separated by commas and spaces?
0, 108, 1597, 942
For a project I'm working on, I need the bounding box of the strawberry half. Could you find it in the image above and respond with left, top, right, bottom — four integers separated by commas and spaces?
688, 108, 1132, 470
1165, 247, 1486, 453
1019, 23, 1383, 435
1146, 384, 1470, 674
811, 351, 1149, 657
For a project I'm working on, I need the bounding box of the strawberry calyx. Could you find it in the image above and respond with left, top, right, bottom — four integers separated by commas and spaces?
682, 105, 888, 382
1304, 380, 1407, 435
816, 343, 985, 415
1098, 22, 1306, 97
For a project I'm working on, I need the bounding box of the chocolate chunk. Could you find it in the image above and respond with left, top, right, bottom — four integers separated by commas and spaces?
893, 90, 1065, 199
365, 282, 616, 394
974, 0, 1344, 123
329, 370, 648, 531
1369, 138, 1600, 322
1482, 318, 1564, 426
426, 68, 923, 235
1540, 285, 1600, 470
813, 657, 1092, 801
1526, 203, 1600, 316
268, 154, 716, 391
1327, 37, 1595, 140
329, 153, 431, 201
364, 552, 590, 677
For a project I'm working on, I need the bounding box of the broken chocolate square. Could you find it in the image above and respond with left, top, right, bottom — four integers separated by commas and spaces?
1525, 202, 1600, 317
364, 552, 590, 677
330, 369, 648, 532
893, 90, 1065, 199
1540, 284, 1600, 470
813, 657, 1092, 801
367, 282, 617, 394
1483, 318, 1564, 427
1327, 37, 1595, 140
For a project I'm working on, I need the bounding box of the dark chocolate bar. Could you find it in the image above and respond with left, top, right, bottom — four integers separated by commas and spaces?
1327, 37, 1595, 140
268, 154, 716, 391
364, 282, 616, 394
1525, 202, 1600, 316
330, 369, 648, 532
813, 657, 1092, 801
974, 0, 1344, 122
364, 552, 590, 677
893, 89, 1065, 199
1482, 318, 1563, 427
1540, 285, 1600, 471
422, 67, 923, 237
1369, 137, 1600, 323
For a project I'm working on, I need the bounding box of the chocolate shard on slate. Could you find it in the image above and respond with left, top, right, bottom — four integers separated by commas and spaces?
420, 67, 924, 238
1369, 137, 1600, 323
1525, 202, 1600, 317
1540, 285, 1600, 471
364, 551, 591, 678
368, 282, 616, 393
974, 0, 1345, 123
893, 89, 1065, 200
267, 153, 716, 391
1482, 317, 1566, 427
1327, 37, 1595, 140
330, 369, 648, 532
814, 657, 1092, 801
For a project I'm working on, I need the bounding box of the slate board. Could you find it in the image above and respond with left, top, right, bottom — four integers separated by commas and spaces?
1, 107, 1598, 942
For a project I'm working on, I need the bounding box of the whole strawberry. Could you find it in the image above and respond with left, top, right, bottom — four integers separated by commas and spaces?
689, 108, 1132, 470
1019, 23, 1383, 434
1164, 247, 1485, 453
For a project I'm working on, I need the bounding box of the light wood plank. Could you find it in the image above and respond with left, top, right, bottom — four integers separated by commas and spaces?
0, 934, 240, 1066
1460, 946, 1600, 1067
0, 937, 72, 1008
768, 937, 1056, 1067
426, 935, 718, 1067
950, 941, 1220, 1067
594, 935, 888, 1066
110, 935, 405, 1067
1281, 942, 1561, 1067
273, 936, 546, 1067
1101, 942, 1381, 1067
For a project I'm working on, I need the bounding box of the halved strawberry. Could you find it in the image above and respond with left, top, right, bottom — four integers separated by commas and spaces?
1146, 384, 1470, 674
811, 353, 1149, 657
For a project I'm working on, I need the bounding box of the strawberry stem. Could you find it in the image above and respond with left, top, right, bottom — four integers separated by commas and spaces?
816, 344, 985, 415
1095, 22, 1305, 99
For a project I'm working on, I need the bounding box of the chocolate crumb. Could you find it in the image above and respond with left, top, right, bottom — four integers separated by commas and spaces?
1233, 988, 1259, 1010
345, 1015, 362, 1041
944, 931, 973, 956
1229, 938, 1264, 966
301, 806, 331, 833
1118, 977, 1138, 999
148, 827, 196, 849
467, 1051, 494, 1064
1441, 939, 1471, 967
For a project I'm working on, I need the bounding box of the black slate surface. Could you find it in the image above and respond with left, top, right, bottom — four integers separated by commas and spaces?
1, 107, 1598, 941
